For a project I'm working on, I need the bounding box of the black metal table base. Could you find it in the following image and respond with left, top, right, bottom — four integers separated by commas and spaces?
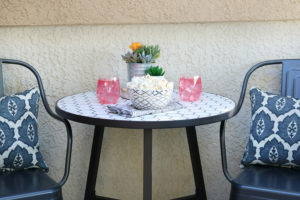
172, 194, 202, 200
95, 196, 118, 200
84, 126, 207, 200
94, 194, 199, 200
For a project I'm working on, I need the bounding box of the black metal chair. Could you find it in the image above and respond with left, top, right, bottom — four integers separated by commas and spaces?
0, 59, 72, 200
220, 59, 300, 200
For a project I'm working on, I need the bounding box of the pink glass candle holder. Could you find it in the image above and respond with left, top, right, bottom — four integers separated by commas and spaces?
97, 77, 120, 104
179, 76, 202, 102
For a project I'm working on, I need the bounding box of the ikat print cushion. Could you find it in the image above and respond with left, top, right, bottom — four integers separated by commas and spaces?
0, 88, 48, 172
241, 87, 300, 168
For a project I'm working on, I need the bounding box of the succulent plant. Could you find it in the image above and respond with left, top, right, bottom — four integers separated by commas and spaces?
122, 43, 160, 63
139, 51, 155, 63
146, 66, 165, 76
136, 45, 160, 61
121, 52, 142, 63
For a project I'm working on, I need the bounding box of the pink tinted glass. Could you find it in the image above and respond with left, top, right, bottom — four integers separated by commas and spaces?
179, 76, 202, 102
97, 77, 120, 104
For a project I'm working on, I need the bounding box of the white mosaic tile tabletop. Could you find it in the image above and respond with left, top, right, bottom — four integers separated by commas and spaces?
56, 91, 235, 122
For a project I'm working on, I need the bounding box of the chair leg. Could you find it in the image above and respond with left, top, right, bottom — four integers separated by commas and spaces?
186, 126, 207, 200
60, 190, 63, 200
84, 126, 105, 200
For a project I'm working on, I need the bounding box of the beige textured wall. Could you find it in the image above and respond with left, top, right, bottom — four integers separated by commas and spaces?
0, 21, 300, 200
1, 0, 300, 26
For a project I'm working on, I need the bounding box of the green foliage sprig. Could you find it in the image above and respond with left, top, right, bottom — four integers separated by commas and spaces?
146, 66, 165, 76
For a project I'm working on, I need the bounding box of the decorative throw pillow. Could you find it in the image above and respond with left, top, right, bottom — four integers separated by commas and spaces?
0, 88, 48, 172
241, 87, 300, 168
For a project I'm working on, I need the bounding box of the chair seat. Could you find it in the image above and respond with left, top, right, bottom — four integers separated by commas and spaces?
0, 169, 61, 200
231, 165, 300, 200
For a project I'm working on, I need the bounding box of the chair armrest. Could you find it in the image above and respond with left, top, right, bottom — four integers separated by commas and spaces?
48, 115, 72, 186
219, 120, 234, 182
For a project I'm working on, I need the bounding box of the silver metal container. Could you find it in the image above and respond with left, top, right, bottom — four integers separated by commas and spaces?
127, 63, 152, 81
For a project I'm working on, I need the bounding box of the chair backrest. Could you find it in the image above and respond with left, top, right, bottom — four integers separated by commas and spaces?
233, 59, 300, 117
0, 58, 72, 186
281, 60, 300, 98
220, 59, 300, 183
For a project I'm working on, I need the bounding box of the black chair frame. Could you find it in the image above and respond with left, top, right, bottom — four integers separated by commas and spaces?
220, 59, 300, 200
0, 58, 72, 199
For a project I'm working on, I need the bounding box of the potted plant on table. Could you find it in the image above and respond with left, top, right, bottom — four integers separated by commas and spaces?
146, 66, 165, 76
127, 65, 173, 110
122, 42, 160, 81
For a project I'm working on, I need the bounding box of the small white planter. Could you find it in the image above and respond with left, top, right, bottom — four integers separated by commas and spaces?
128, 87, 173, 110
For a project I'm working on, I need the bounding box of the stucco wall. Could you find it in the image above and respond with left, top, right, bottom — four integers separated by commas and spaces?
0, 21, 299, 200
1, 0, 300, 26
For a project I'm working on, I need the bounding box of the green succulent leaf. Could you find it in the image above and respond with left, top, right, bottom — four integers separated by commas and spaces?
146, 66, 165, 76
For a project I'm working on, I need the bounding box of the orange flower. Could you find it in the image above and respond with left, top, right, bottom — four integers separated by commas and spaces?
129, 42, 142, 52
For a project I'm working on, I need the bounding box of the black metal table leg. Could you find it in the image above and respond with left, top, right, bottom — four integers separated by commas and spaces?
84, 126, 105, 200
186, 126, 207, 200
83, 126, 205, 200
143, 129, 152, 200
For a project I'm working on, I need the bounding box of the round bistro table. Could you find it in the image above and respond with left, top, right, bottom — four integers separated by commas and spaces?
55, 91, 235, 200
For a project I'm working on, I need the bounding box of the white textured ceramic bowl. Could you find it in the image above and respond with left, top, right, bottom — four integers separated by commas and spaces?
128, 87, 173, 110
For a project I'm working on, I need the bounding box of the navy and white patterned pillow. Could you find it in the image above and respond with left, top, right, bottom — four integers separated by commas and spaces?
0, 88, 48, 172
241, 87, 300, 167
